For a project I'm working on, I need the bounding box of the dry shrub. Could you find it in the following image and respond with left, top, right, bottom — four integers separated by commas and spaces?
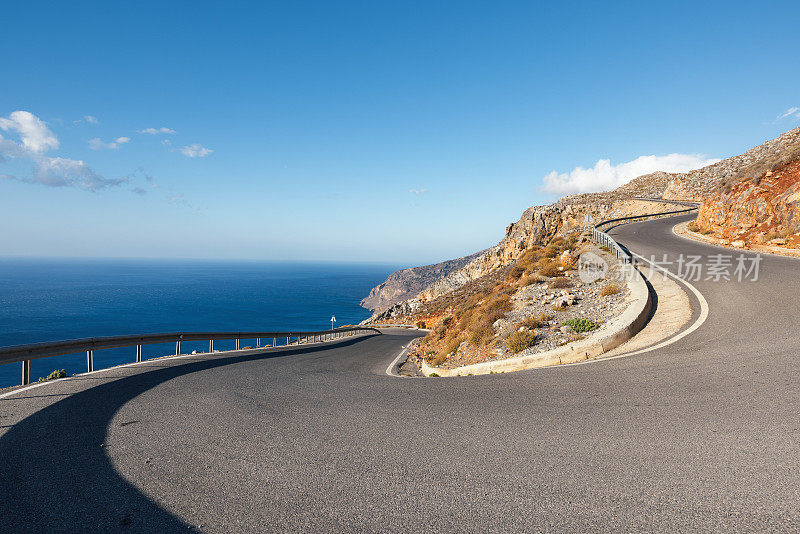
469, 322, 494, 345
521, 274, 544, 286
522, 313, 551, 329
542, 246, 560, 259
444, 335, 463, 355
550, 277, 571, 289
538, 262, 562, 278
600, 284, 621, 296
505, 331, 537, 353
507, 264, 526, 281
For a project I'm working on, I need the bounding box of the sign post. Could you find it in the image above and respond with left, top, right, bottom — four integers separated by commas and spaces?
331, 315, 336, 330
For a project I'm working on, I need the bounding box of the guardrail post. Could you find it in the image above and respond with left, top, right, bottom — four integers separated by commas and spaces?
176, 340, 181, 355
256, 338, 260, 348
210, 340, 214, 352
273, 337, 276, 347
87, 350, 94, 373
136, 344, 142, 362
286, 336, 289, 346
21, 360, 31, 385
235, 338, 240, 350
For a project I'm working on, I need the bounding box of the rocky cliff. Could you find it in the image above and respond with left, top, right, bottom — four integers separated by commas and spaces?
360, 252, 482, 312
365, 127, 800, 324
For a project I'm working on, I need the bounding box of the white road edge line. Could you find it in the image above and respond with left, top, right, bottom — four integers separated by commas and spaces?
385, 346, 409, 377
554, 248, 710, 367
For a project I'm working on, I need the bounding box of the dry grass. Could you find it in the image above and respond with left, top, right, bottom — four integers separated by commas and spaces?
538, 261, 562, 278
600, 284, 621, 296
550, 276, 571, 288
505, 331, 537, 354
521, 313, 551, 329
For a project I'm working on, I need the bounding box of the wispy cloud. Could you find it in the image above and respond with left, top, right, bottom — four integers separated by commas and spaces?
542, 153, 720, 195
179, 143, 213, 158
73, 115, 99, 125
408, 188, 428, 195
123, 167, 158, 195
0, 110, 125, 191
88, 136, 131, 150
775, 107, 800, 122
138, 127, 176, 135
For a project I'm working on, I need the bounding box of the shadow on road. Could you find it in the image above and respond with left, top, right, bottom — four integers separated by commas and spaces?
0, 336, 376, 532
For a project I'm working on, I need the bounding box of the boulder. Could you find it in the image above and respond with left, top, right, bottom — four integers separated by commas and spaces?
560, 250, 578, 268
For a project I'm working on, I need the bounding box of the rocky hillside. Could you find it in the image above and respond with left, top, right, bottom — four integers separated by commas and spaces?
361, 252, 482, 313
364, 127, 800, 324
662, 127, 800, 201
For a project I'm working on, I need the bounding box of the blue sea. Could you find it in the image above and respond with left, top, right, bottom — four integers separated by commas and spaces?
0, 258, 398, 388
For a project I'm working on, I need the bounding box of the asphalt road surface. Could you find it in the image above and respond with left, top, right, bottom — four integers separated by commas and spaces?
1, 215, 798, 532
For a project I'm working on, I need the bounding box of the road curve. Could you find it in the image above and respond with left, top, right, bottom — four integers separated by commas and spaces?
1, 215, 799, 532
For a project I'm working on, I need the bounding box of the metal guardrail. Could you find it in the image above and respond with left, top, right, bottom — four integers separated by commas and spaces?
590, 198, 700, 263
1, 326, 381, 386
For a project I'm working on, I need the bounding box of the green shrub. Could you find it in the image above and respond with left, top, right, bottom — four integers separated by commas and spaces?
429, 373, 440, 377
38, 369, 67, 382
561, 317, 598, 333
505, 331, 537, 353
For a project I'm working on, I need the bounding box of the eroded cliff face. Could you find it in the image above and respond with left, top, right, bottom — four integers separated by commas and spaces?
367, 197, 677, 323
360, 253, 482, 313
664, 127, 800, 201
695, 157, 800, 247
365, 127, 800, 324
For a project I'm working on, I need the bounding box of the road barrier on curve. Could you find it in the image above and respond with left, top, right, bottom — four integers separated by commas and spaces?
0, 327, 381, 386
590, 198, 700, 263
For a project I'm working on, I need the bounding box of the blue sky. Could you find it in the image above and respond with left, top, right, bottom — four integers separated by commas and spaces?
2, 1, 799, 265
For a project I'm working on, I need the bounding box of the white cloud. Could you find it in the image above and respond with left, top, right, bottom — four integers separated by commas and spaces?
409, 188, 428, 194
179, 143, 212, 158
88, 136, 131, 150
73, 115, 99, 125
138, 127, 176, 135
775, 107, 800, 122
33, 157, 127, 189
0, 111, 60, 152
542, 153, 721, 195
0, 110, 124, 191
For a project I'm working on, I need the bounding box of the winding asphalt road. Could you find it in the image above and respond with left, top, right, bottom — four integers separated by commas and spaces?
1, 215, 799, 532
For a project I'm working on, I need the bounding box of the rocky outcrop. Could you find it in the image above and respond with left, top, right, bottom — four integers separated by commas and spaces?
365, 127, 800, 324
695, 156, 800, 248
663, 127, 800, 201
360, 253, 482, 312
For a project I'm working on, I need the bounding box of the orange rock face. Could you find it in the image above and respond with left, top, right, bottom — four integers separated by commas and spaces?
696, 157, 800, 248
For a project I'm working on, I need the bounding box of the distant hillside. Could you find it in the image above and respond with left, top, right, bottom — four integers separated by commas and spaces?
364, 127, 800, 324
361, 252, 483, 313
